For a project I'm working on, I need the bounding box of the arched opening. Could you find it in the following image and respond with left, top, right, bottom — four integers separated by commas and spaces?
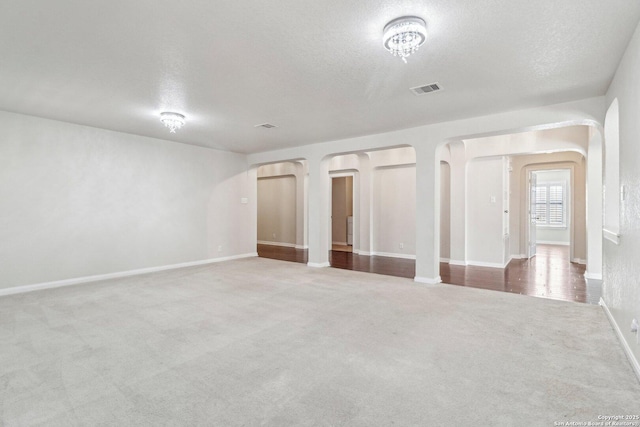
325, 147, 417, 278
435, 125, 597, 303
255, 160, 308, 263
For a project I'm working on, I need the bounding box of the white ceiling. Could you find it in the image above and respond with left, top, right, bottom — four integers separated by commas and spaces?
1, 1, 638, 154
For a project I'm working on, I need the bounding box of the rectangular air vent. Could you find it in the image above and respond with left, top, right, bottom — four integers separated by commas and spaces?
410, 83, 441, 95
255, 123, 277, 129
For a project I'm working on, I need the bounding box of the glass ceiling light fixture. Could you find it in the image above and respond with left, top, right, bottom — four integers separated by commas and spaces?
159, 112, 185, 133
383, 16, 427, 63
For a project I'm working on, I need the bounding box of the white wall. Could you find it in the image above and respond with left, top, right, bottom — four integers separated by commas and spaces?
603, 19, 640, 369
0, 110, 254, 290
466, 157, 507, 267
372, 165, 416, 258
257, 176, 296, 245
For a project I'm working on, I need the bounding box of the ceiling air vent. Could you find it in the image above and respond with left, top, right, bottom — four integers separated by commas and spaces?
410, 83, 441, 95
255, 123, 277, 129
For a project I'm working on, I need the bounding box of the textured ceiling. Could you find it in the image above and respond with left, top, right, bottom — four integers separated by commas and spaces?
0, 0, 638, 154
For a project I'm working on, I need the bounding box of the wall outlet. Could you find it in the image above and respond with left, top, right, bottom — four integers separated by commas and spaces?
240, 197, 248, 204
399, 243, 404, 249
218, 245, 223, 252
272, 233, 276, 238
631, 318, 638, 333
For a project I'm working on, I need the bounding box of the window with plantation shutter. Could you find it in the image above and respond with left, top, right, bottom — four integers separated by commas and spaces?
534, 183, 566, 227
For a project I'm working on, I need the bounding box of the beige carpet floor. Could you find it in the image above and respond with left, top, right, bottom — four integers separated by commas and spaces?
1, 257, 638, 426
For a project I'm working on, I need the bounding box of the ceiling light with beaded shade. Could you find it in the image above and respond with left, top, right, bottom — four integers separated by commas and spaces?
383, 16, 427, 63
160, 112, 185, 133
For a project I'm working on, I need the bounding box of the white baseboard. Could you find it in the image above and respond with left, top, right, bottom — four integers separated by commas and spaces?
584, 271, 603, 281
603, 228, 621, 245
354, 250, 371, 256
371, 251, 416, 260
448, 259, 467, 266
571, 258, 587, 265
440, 258, 450, 263
414, 276, 442, 285
536, 240, 570, 246
295, 245, 309, 249
0, 252, 258, 298
257, 240, 297, 248
510, 254, 527, 260
307, 262, 330, 268
600, 298, 640, 384
466, 260, 506, 269
332, 241, 348, 246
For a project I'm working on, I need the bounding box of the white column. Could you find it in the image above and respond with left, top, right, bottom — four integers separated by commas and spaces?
356, 153, 372, 255
294, 161, 306, 249
585, 129, 603, 282
303, 162, 309, 249
247, 165, 258, 254
307, 156, 330, 267
414, 144, 441, 283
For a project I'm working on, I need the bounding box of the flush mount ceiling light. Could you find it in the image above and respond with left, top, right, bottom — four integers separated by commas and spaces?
159, 112, 185, 133
383, 16, 427, 63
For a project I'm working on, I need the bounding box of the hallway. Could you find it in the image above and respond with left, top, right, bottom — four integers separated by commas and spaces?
257, 244, 593, 304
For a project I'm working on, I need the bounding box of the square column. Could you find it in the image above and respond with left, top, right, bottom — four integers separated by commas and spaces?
414, 145, 441, 283
307, 156, 330, 267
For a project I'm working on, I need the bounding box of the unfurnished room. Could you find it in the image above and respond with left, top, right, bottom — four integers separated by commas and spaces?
2, 1, 640, 425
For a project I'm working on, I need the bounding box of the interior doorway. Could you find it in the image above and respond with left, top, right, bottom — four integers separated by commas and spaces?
331, 176, 354, 253
256, 161, 309, 263
532, 169, 571, 245
526, 167, 575, 263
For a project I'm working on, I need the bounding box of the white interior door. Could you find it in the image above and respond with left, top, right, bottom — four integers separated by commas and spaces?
528, 171, 537, 258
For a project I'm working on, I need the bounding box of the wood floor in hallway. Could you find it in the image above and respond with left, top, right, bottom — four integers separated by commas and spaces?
256, 244, 591, 303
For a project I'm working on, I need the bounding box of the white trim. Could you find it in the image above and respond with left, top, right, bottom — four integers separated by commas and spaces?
510, 254, 527, 260
295, 245, 309, 249
0, 253, 258, 298
584, 271, 603, 281
307, 262, 330, 268
329, 169, 357, 177
374, 163, 416, 170
371, 251, 416, 260
603, 228, 621, 245
439, 257, 450, 263
354, 250, 371, 256
332, 241, 348, 246
257, 240, 297, 248
466, 260, 506, 269
414, 276, 442, 284
571, 258, 586, 265
535, 240, 570, 246
448, 259, 467, 266
600, 298, 640, 384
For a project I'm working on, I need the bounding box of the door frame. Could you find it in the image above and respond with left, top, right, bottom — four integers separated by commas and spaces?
329, 171, 357, 252
523, 164, 576, 262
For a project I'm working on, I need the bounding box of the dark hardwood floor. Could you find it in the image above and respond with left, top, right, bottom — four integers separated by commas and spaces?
256, 244, 591, 303
441, 245, 590, 303
329, 251, 415, 279
257, 244, 308, 263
